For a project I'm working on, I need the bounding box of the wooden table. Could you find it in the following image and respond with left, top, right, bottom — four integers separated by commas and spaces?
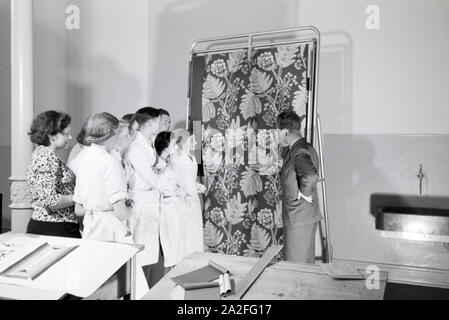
0, 233, 141, 300
144, 252, 389, 300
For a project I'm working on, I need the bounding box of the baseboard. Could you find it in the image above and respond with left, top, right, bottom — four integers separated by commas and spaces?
333, 258, 449, 289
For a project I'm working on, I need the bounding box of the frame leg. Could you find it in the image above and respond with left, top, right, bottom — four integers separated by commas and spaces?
130, 255, 137, 300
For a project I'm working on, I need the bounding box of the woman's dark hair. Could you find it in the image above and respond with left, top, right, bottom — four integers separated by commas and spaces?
28, 111, 71, 146
122, 113, 135, 123
159, 108, 170, 117
121, 113, 137, 131
154, 131, 173, 156
135, 107, 160, 126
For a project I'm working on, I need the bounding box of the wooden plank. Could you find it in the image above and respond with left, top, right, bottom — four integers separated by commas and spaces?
232, 245, 283, 300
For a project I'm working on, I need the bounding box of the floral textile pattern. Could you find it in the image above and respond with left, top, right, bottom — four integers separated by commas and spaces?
201, 44, 310, 257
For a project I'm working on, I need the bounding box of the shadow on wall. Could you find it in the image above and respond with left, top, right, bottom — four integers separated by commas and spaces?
63, 1, 143, 158
147, 0, 300, 126
61, 54, 143, 161
34, 1, 143, 161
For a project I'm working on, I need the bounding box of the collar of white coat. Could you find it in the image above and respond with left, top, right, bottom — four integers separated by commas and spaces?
135, 131, 155, 149
88, 143, 109, 154
109, 149, 122, 162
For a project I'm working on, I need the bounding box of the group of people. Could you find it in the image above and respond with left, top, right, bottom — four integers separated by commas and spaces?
25, 107, 204, 288
25, 106, 322, 292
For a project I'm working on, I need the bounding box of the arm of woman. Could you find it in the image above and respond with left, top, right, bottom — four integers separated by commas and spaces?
52, 195, 75, 209
74, 202, 87, 217
173, 158, 197, 197
104, 157, 132, 221
112, 200, 133, 221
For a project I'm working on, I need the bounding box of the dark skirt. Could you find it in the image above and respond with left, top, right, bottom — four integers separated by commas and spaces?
27, 219, 81, 238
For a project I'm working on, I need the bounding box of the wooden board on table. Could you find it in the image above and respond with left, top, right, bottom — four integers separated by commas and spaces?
143, 251, 388, 300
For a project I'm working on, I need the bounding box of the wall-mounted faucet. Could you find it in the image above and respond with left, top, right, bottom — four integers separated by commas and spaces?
417, 164, 424, 195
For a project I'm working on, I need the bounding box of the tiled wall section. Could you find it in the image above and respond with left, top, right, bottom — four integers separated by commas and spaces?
323, 134, 449, 270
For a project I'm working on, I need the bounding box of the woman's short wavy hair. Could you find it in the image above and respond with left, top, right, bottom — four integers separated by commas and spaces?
28, 110, 71, 146
172, 128, 191, 147
82, 112, 119, 146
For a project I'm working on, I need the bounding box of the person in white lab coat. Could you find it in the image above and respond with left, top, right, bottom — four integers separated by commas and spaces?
69, 112, 133, 242
171, 129, 205, 257
110, 116, 138, 193
125, 107, 164, 286
70, 112, 149, 299
154, 131, 186, 267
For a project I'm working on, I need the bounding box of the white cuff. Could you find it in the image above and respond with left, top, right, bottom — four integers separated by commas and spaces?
109, 191, 129, 204
73, 194, 82, 204
298, 190, 313, 203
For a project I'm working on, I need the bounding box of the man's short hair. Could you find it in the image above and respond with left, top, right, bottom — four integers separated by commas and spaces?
135, 107, 160, 126
277, 111, 302, 133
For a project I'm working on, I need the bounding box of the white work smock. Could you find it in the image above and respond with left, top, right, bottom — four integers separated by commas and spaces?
70, 144, 131, 242
126, 132, 161, 266
158, 159, 185, 267
173, 152, 204, 257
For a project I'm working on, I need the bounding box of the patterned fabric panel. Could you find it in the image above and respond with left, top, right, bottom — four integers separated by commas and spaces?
199, 43, 311, 257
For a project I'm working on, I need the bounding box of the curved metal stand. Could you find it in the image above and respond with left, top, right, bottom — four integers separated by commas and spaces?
317, 114, 332, 262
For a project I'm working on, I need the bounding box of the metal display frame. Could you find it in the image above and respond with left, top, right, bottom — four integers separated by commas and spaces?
186, 26, 331, 262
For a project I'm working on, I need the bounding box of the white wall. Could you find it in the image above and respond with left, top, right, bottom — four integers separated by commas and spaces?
300, 0, 449, 135
33, 0, 151, 155
33, 0, 449, 137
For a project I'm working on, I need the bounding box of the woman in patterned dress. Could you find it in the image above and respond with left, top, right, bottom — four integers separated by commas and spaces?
26, 111, 80, 238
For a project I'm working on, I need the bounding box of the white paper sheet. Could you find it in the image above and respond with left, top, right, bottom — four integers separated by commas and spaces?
0, 236, 140, 298
135, 264, 150, 300
171, 285, 185, 300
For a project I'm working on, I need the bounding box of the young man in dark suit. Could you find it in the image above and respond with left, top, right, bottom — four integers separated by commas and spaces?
277, 111, 322, 263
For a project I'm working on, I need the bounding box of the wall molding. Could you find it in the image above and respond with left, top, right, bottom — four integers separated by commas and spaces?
333, 258, 449, 289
